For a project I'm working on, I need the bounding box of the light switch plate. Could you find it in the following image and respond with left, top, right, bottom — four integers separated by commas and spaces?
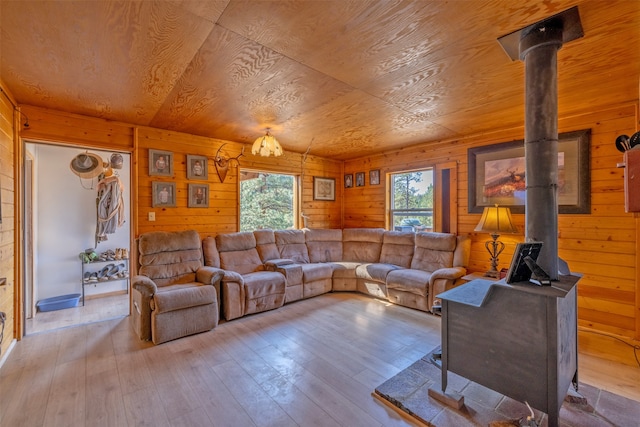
148, 212, 155, 221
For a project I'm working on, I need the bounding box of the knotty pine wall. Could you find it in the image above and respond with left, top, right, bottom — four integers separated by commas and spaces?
0, 83, 16, 359
345, 102, 640, 363
136, 127, 343, 236
10, 103, 640, 365
19, 105, 342, 237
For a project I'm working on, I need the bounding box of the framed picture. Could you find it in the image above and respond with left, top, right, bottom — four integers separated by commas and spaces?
151, 182, 176, 207
344, 174, 353, 188
313, 177, 335, 201
149, 149, 173, 176
468, 129, 590, 214
369, 169, 380, 185
355, 172, 365, 187
186, 154, 208, 180
188, 183, 209, 207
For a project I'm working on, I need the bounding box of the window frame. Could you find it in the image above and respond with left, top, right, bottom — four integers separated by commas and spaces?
388, 168, 435, 232
238, 168, 299, 231
385, 161, 458, 234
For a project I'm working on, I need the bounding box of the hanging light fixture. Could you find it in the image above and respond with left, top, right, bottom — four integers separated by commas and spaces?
252, 128, 283, 157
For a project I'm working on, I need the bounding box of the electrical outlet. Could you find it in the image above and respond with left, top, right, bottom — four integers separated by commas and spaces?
148, 212, 155, 221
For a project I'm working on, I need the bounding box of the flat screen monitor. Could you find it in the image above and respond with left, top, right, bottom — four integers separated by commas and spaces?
506, 242, 543, 284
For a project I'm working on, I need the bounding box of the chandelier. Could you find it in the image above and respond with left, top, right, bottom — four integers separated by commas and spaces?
252, 128, 283, 157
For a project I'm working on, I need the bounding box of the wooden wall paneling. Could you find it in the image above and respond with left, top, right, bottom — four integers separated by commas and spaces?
137, 127, 342, 236
5, 97, 638, 363
131, 127, 139, 277
19, 106, 133, 150
344, 102, 640, 358
0, 83, 16, 356
636, 213, 640, 341
138, 127, 237, 236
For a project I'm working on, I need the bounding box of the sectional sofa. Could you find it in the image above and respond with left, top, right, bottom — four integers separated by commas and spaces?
201, 228, 470, 321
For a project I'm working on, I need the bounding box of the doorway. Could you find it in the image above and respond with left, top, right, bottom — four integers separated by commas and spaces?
23, 142, 131, 334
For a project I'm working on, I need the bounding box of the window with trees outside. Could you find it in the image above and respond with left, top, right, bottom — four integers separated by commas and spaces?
390, 169, 434, 232
240, 170, 297, 231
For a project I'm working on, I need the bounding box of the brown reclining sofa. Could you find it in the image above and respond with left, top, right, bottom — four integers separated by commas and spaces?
131, 227, 470, 343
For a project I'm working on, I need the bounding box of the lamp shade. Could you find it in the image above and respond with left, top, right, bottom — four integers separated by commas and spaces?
251, 130, 283, 157
474, 205, 518, 234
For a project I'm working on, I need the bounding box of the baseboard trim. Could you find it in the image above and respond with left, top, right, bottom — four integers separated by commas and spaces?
84, 289, 128, 300
0, 338, 17, 370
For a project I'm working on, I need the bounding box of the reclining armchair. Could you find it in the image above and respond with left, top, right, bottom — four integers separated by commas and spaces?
131, 230, 224, 344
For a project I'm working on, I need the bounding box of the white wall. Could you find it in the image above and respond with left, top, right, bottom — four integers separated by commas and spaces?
27, 143, 131, 302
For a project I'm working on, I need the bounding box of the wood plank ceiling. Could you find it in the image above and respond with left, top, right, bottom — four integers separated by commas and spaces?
1, 1, 638, 159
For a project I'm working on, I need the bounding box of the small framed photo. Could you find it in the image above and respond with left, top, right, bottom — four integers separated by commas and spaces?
187, 154, 208, 180
369, 169, 380, 185
152, 182, 176, 207
313, 177, 335, 201
188, 183, 209, 208
344, 174, 353, 188
355, 172, 365, 187
149, 149, 173, 176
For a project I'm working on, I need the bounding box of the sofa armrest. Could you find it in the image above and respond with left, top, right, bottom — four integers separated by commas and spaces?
428, 266, 466, 285
131, 275, 158, 341
267, 263, 303, 288
196, 266, 225, 311
428, 266, 467, 313
264, 258, 295, 269
196, 266, 225, 286
221, 269, 244, 284
131, 275, 158, 297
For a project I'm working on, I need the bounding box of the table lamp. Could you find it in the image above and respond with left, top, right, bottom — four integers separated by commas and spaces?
474, 204, 518, 278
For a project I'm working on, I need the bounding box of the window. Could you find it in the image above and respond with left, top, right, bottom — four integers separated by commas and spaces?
390, 169, 434, 232
240, 170, 297, 231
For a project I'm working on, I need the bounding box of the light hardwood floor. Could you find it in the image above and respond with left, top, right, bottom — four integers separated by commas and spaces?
2, 293, 639, 427
26, 293, 130, 335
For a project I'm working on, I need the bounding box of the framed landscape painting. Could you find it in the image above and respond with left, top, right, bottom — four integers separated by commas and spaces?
468, 129, 590, 214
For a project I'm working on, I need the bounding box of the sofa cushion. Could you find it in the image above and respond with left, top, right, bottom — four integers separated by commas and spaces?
139, 229, 201, 255
386, 269, 432, 297
410, 232, 456, 272
342, 228, 384, 263
242, 271, 286, 299
275, 230, 310, 263
300, 263, 333, 283
216, 232, 264, 275
355, 263, 401, 282
380, 231, 415, 268
254, 229, 281, 262
305, 228, 343, 262
138, 230, 203, 286
152, 283, 216, 314
330, 261, 361, 278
